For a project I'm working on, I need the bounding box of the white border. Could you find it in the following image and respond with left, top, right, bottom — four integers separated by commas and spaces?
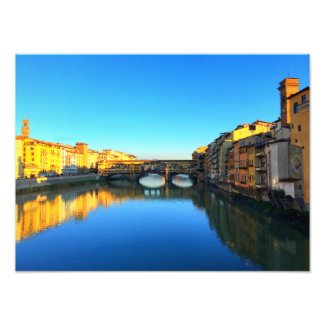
1, 1, 324, 324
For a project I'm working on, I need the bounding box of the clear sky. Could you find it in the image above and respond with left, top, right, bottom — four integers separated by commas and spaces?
16, 54, 309, 159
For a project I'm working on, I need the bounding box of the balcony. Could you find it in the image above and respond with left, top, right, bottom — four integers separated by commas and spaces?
256, 152, 265, 157
255, 167, 266, 172
255, 183, 267, 189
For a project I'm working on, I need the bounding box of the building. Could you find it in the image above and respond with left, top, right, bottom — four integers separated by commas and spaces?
60, 144, 78, 175
207, 120, 274, 185
231, 120, 274, 141
16, 136, 24, 179
99, 149, 136, 161
88, 149, 100, 171
278, 78, 301, 126
22, 138, 62, 178
277, 78, 309, 208
16, 119, 137, 178
75, 142, 89, 173
193, 77, 309, 211
192, 146, 207, 173
288, 86, 310, 207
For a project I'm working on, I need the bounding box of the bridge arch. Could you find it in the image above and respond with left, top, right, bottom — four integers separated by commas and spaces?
105, 174, 132, 181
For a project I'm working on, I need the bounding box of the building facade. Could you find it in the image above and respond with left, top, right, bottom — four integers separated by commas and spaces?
288, 86, 310, 206
16, 119, 136, 178
194, 77, 309, 210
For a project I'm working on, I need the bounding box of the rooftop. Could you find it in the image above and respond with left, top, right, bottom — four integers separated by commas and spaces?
287, 86, 310, 99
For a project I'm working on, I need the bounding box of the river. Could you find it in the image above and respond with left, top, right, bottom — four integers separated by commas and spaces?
16, 174, 309, 271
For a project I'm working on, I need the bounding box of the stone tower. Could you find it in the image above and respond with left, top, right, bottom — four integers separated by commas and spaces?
21, 119, 30, 138
278, 78, 300, 126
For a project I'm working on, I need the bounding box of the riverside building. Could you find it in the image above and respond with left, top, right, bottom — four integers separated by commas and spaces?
193, 77, 309, 210
16, 119, 136, 179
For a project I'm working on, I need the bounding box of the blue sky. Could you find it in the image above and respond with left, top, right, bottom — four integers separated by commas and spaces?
16, 54, 309, 159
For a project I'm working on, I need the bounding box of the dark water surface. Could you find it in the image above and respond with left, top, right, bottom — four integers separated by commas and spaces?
16, 175, 309, 271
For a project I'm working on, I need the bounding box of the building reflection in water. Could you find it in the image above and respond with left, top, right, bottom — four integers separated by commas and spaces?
191, 186, 309, 271
16, 179, 309, 270
16, 184, 129, 242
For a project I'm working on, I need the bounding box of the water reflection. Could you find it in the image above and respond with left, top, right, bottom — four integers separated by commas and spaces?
172, 174, 194, 188
16, 176, 309, 270
139, 174, 165, 188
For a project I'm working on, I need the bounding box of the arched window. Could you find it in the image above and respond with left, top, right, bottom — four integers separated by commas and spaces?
294, 102, 299, 113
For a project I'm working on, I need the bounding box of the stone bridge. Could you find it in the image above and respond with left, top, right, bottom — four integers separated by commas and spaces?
99, 159, 197, 183
103, 170, 198, 183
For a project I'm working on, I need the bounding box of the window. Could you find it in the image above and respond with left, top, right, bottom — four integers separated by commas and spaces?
292, 124, 294, 129
302, 95, 306, 103
249, 125, 256, 131
298, 125, 301, 132
293, 102, 299, 113
295, 139, 298, 143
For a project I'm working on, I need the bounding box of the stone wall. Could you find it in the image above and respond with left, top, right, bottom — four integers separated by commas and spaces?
16, 174, 101, 191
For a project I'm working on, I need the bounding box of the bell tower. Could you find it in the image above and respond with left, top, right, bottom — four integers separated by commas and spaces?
21, 119, 30, 138
278, 78, 300, 126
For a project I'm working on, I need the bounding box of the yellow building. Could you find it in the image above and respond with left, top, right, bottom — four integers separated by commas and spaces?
288, 86, 310, 206
23, 138, 62, 178
99, 149, 136, 161
75, 142, 89, 173
16, 136, 24, 179
231, 120, 274, 141
16, 119, 136, 178
88, 149, 99, 170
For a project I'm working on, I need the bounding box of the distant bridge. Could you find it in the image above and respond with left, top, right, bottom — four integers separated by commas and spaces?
98, 159, 197, 182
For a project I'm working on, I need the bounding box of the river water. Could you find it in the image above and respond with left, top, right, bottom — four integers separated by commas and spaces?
16, 174, 309, 271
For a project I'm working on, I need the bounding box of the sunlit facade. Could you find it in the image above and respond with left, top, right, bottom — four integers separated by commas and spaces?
288, 87, 310, 206
16, 119, 136, 178
197, 78, 309, 210
16, 137, 23, 179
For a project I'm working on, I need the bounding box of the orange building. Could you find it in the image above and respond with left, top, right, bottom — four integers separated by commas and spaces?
232, 141, 240, 187
238, 145, 249, 189
278, 78, 310, 208
278, 78, 301, 126
288, 87, 310, 206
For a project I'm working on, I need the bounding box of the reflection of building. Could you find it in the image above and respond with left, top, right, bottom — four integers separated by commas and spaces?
200, 187, 309, 270
16, 186, 129, 241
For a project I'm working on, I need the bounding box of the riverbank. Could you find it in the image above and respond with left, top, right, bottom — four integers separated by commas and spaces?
207, 183, 309, 236
16, 174, 105, 194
